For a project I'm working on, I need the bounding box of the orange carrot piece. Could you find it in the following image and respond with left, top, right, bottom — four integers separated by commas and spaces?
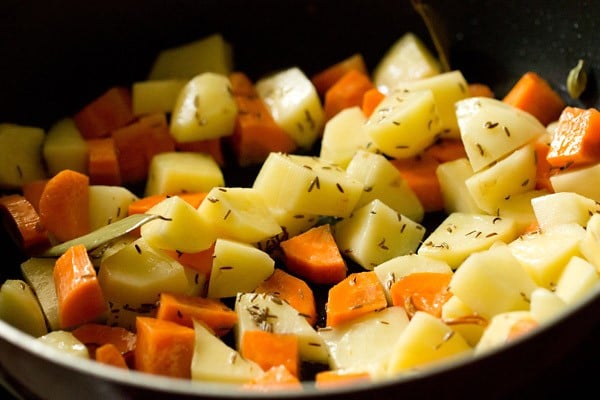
111, 112, 176, 184
424, 138, 468, 163
71, 322, 137, 355
390, 153, 444, 212
164, 241, 215, 276
228, 72, 297, 166
506, 318, 539, 341
546, 106, 600, 168
244, 365, 303, 392
325, 271, 387, 327
53, 244, 107, 329
21, 178, 48, 213
254, 268, 318, 326
314, 370, 371, 388
86, 137, 122, 186
389, 272, 453, 319
73, 86, 135, 139
127, 192, 207, 215
502, 71, 565, 126
0, 194, 49, 252
155, 292, 237, 336
134, 316, 195, 379
534, 137, 555, 192
240, 330, 299, 377
311, 53, 368, 97
468, 83, 495, 98
95, 343, 129, 369
361, 87, 385, 117
38, 169, 90, 243
324, 69, 374, 121
280, 224, 347, 285
176, 138, 225, 166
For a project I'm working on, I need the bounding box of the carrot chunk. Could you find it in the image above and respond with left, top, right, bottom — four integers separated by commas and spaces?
534, 136, 555, 192
502, 71, 565, 126
240, 330, 299, 377
311, 53, 368, 97
134, 316, 195, 379
390, 153, 443, 212
325, 271, 387, 327
254, 268, 318, 326
86, 137, 122, 186
71, 322, 137, 355
73, 86, 135, 139
21, 178, 48, 213
244, 365, 303, 392
546, 106, 600, 168
54, 244, 107, 329
38, 169, 90, 243
468, 83, 495, 98
389, 272, 453, 318
280, 224, 347, 285
423, 138, 467, 163
228, 72, 297, 166
314, 370, 370, 388
324, 69, 374, 121
155, 292, 237, 336
361, 87, 385, 117
176, 138, 225, 167
0, 194, 49, 252
95, 343, 129, 369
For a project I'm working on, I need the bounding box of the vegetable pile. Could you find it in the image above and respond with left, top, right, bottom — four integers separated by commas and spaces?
1, 31, 599, 391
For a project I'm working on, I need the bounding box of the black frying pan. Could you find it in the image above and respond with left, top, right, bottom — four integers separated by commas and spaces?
0, 0, 599, 399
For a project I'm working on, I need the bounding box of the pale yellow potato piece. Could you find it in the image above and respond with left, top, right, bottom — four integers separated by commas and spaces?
38, 331, 89, 359
0, 123, 46, 188
550, 162, 600, 202
88, 185, 139, 231
440, 295, 485, 346
132, 79, 186, 116
531, 191, 600, 231
475, 311, 535, 355
43, 117, 88, 176
554, 256, 600, 305
20, 257, 60, 331
0, 279, 48, 337
436, 158, 483, 215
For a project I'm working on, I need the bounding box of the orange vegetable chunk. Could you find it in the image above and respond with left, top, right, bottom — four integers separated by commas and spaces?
95, 343, 129, 369
54, 244, 107, 329
361, 87, 385, 117
156, 292, 237, 336
311, 53, 368, 97
86, 137, 122, 186
389, 272, 453, 318
391, 153, 443, 212
502, 71, 565, 126
21, 178, 48, 213
73, 86, 135, 139
134, 316, 195, 379
506, 317, 539, 341
111, 112, 176, 184
254, 268, 318, 326
38, 169, 90, 242
324, 69, 374, 121
244, 365, 303, 392
176, 138, 225, 167
325, 271, 387, 327
241, 330, 300, 377
314, 370, 371, 388
71, 322, 137, 355
468, 83, 495, 98
228, 72, 297, 166
546, 106, 600, 168
423, 138, 468, 163
280, 224, 347, 285
0, 194, 49, 252
533, 136, 555, 192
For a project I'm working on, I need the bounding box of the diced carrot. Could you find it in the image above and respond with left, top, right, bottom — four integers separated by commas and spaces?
86, 137, 122, 186
73, 86, 135, 139
134, 316, 195, 379
280, 224, 347, 285
325, 271, 387, 327
533, 137, 555, 192
324, 69, 374, 121
240, 330, 299, 377
506, 317, 539, 341
71, 322, 137, 355
389, 272, 453, 319
21, 178, 48, 213
423, 138, 468, 163
546, 106, 600, 168
164, 241, 215, 277
176, 138, 225, 167
111, 112, 176, 184
311, 53, 368, 97
314, 370, 371, 388
0, 194, 49, 253
390, 153, 444, 212
127, 193, 207, 215
254, 268, 318, 326
361, 87, 385, 117
228, 72, 297, 166
468, 83, 495, 98
53, 244, 107, 329
38, 169, 90, 243
95, 343, 129, 369
502, 71, 565, 126
244, 365, 303, 392
155, 292, 237, 336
